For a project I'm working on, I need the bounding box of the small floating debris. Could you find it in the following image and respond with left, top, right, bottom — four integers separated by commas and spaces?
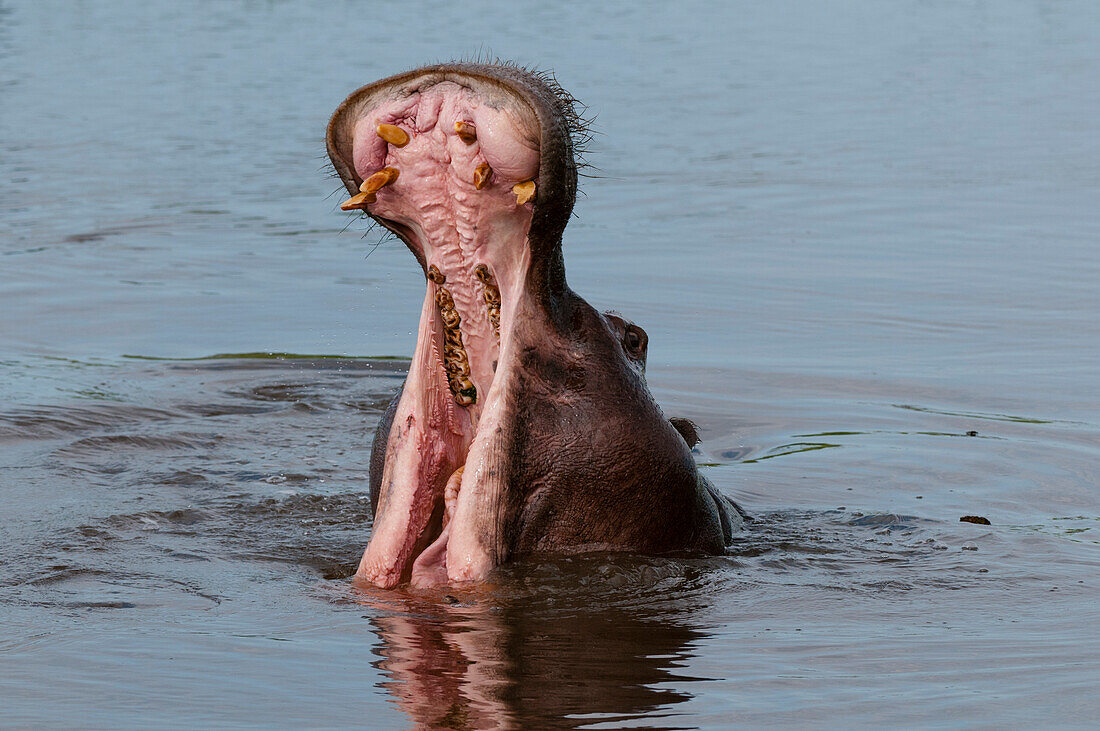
960, 515, 991, 525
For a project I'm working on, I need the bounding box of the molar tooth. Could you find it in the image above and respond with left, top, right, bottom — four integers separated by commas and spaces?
433, 277, 476, 406
445, 358, 470, 378
441, 309, 461, 330
512, 180, 536, 205
453, 380, 477, 406
473, 163, 492, 191
360, 167, 399, 194
454, 121, 477, 143
339, 191, 375, 211
376, 124, 409, 147
474, 264, 501, 339
436, 288, 456, 309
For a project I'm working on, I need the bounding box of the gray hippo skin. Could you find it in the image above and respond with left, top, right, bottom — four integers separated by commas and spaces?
327, 62, 743, 587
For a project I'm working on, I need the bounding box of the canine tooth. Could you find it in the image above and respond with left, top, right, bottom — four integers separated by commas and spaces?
513, 180, 536, 205
454, 121, 477, 143
473, 163, 492, 190
444, 466, 464, 518
376, 124, 409, 147
359, 167, 399, 194
339, 191, 374, 211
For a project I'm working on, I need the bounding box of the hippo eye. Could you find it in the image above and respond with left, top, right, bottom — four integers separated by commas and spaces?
623, 326, 646, 359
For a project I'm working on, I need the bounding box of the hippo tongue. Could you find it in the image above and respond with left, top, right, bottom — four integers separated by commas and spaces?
326, 65, 580, 587
410, 521, 451, 587
408, 465, 463, 587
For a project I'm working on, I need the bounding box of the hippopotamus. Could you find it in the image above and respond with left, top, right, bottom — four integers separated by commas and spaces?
326, 62, 743, 588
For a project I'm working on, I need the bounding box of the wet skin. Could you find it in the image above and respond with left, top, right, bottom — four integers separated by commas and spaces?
327, 62, 743, 588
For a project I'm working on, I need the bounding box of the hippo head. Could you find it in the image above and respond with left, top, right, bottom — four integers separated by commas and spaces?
327, 63, 739, 588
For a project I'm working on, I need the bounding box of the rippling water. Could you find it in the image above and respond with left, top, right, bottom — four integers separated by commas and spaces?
2, 1, 1099, 727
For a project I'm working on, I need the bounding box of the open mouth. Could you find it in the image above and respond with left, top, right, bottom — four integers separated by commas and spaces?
329, 64, 737, 589
327, 65, 580, 587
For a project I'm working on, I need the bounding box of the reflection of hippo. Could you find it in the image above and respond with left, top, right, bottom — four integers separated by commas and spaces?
362, 584, 705, 727
327, 63, 743, 588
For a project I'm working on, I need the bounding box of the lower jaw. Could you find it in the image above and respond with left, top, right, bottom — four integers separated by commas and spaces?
359, 243, 522, 588
407, 462, 466, 587
365, 319, 499, 588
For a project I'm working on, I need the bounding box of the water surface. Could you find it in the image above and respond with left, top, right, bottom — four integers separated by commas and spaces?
2, 1, 1099, 727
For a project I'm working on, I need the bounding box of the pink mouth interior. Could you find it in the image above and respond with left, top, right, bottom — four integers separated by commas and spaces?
350, 81, 540, 587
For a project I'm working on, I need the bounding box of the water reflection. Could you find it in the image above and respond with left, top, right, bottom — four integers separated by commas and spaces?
354, 562, 711, 729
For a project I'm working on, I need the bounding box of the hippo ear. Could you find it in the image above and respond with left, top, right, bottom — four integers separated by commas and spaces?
669, 418, 700, 448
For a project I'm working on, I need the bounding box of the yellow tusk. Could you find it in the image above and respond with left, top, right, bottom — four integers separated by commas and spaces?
376, 123, 409, 147
512, 180, 536, 206
359, 167, 399, 194
473, 163, 492, 190
454, 120, 477, 143
340, 191, 375, 211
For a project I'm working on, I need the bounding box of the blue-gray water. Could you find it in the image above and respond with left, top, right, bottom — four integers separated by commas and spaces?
2, 1, 1098, 727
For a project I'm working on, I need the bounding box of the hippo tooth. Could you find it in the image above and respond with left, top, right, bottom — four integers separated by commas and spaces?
359, 167, 400, 194
454, 120, 477, 143
339, 191, 375, 211
376, 123, 409, 147
473, 163, 492, 190
512, 180, 536, 205
443, 465, 464, 523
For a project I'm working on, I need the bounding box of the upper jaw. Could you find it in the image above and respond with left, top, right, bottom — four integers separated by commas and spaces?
326, 62, 582, 277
